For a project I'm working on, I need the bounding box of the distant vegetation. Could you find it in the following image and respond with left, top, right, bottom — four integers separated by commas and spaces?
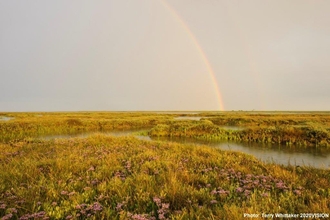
0, 111, 329, 219
1, 111, 330, 148
0, 112, 171, 143
149, 113, 330, 148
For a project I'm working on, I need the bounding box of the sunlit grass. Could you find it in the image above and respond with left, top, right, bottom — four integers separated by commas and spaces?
1, 111, 329, 148
0, 112, 172, 143
0, 111, 329, 219
149, 113, 330, 148
0, 135, 329, 219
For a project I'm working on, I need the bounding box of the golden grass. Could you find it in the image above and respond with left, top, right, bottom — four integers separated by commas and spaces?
0, 111, 329, 219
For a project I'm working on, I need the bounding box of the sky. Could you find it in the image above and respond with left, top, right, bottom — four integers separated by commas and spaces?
1, 0, 330, 111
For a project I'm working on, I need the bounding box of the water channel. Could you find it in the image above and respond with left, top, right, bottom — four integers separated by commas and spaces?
41, 129, 330, 169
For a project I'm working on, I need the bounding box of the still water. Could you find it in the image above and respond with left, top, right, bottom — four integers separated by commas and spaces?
174, 116, 202, 121
42, 130, 330, 169
0, 116, 14, 121
151, 136, 330, 169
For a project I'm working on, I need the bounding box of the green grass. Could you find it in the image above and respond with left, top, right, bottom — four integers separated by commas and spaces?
0, 112, 329, 219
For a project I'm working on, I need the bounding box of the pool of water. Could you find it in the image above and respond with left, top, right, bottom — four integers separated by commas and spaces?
214, 142, 329, 168
174, 116, 202, 121
150, 136, 330, 169
0, 116, 14, 121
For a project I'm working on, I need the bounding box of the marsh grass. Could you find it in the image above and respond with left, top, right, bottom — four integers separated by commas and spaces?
0, 112, 172, 143
2, 112, 329, 148
149, 113, 330, 148
0, 135, 329, 219
0, 112, 329, 219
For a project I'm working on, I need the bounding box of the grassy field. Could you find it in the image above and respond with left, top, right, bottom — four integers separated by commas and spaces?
0, 112, 329, 219
1, 111, 329, 147
149, 112, 330, 148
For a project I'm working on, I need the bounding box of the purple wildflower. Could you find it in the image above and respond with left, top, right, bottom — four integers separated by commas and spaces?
61, 191, 68, 195
153, 197, 161, 207
275, 182, 286, 190
91, 179, 99, 186
32, 211, 46, 218
244, 190, 251, 197
236, 187, 244, 193
8, 207, 18, 213
116, 202, 124, 212
76, 203, 87, 210
8, 196, 17, 200
210, 200, 218, 204
161, 203, 170, 210
265, 185, 272, 190
92, 202, 103, 212
246, 174, 253, 179
261, 193, 269, 197
131, 214, 151, 220
294, 189, 302, 195
114, 171, 126, 180
19, 214, 32, 220
158, 213, 165, 220
2, 213, 13, 220
218, 189, 229, 195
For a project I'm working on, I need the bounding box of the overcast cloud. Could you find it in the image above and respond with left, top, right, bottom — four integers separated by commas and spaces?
1, 0, 329, 111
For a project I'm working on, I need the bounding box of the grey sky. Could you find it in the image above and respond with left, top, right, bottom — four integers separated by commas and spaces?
1, 0, 329, 111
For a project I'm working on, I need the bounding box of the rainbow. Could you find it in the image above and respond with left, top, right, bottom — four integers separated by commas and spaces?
160, 0, 225, 111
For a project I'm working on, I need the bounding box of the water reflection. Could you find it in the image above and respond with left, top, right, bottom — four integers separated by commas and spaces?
0, 116, 14, 121
150, 136, 330, 169
174, 116, 202, 121
217, 142, 330, 168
